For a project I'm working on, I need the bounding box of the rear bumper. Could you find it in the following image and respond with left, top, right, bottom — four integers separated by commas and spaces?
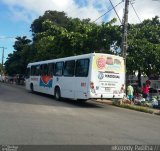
88, 93, 124, 99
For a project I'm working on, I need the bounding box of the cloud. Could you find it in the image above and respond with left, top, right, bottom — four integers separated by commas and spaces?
108, 0, 160, 24
131, 0, 160, 23
8, 6, 35, 23
1, 0, 107, 23
1, 0, 160, 24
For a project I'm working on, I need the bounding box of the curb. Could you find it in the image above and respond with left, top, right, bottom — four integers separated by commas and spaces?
96, 99, 160, 115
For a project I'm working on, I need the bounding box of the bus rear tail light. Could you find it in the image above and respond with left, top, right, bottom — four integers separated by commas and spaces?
90, 82, 94, 89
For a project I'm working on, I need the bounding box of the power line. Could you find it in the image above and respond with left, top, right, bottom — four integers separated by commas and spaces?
0, 36, 16, 40
93, 0, 123, 23
108, 0, 122, 24
130, 1, 141, 23
0, 36, 32, 40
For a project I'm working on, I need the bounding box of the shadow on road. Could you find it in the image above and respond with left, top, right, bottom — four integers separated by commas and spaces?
31, 91, 103, 109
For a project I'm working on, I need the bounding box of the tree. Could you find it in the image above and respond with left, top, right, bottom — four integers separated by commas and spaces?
33, 17, 121, 60
5, 36, 31, 75
127, 16, 160, 86
13, 36, 31, 51
31, 11, 70, 35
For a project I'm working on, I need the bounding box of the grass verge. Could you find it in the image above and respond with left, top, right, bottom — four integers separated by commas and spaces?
113, 102, 154, 114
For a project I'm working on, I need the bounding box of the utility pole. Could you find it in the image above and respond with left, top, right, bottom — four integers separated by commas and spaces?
122, 0, 129, 93
0, 47, 7, 67
122, 0, 129, 58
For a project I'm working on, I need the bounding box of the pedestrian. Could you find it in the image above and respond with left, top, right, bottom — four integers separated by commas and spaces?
141, 83, 149, 99
127, 83, 134, 102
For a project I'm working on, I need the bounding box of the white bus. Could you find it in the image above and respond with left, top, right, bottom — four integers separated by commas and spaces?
25, 53, 125, 101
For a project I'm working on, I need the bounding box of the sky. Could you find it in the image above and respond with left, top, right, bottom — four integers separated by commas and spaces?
0, 0, 160, 63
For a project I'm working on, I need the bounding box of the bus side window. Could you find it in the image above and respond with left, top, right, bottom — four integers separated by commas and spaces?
75, 59, 90, 77
41, 64, 48, 76
31, 66, 35, 76
48, 63, 54, 76
54, 62, 63, 76
63, 60, 75, 77
35, 65, 40, 76
25, 68, 30, 79
31, 65, 40, 76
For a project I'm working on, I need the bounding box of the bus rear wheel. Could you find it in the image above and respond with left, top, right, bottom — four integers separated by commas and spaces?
55, 87, 61, 101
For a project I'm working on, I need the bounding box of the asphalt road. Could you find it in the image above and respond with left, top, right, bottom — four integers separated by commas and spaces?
0, 82, 160, 145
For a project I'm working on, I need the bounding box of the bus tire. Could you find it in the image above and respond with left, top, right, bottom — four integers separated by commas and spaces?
55, 87, 61, 101
30, 83, 34, 93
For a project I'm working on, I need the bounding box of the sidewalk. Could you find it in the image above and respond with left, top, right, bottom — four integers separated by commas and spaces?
96, 99, 160, 115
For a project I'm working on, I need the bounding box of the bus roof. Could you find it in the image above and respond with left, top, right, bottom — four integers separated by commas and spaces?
27, 53, 123, 66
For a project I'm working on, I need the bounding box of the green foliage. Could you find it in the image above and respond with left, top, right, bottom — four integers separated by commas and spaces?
31, 11, 70, 35
30, 12, 120, 61
113, 102, 154, 114
127, 16, 160, 78
5, 36, 31, 75
13, 36, 31, 51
